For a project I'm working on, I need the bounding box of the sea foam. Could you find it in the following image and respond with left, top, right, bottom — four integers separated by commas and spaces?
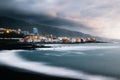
37, 45, 120, 51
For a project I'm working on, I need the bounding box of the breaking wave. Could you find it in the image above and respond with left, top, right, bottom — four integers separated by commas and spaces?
37, 44, 120, 51
0, 50, 118, 80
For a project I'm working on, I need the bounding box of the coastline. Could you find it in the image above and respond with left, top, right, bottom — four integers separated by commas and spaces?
0, 65, 80, 80
0, 38, 107, 50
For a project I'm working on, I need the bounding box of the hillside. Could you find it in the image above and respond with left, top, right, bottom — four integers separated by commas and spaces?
0, 16, 92, 38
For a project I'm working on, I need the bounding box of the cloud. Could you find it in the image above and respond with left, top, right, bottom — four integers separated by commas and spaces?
0, 0, 120, 39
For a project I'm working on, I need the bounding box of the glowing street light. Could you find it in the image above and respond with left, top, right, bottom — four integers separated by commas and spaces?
6, 30, 10, 33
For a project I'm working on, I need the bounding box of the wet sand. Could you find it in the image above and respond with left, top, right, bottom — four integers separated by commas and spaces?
0, 65, 80, 80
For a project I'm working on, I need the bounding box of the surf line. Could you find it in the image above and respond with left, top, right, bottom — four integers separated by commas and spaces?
0, 50, 118, 80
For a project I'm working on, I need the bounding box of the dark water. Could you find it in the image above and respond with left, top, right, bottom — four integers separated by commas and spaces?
0, 43, 120, 80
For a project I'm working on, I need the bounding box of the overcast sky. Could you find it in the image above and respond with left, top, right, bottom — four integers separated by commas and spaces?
0, 0, 120, 39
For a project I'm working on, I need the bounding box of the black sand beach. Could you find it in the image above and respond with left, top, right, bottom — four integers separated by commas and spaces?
0, 65, 80, 80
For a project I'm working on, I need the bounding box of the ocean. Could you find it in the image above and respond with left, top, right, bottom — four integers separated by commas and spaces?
0, 43, 120, 80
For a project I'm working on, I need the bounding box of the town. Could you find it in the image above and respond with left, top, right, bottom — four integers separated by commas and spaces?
0, 27, 96, 44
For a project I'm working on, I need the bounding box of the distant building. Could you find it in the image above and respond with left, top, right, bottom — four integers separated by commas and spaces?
17, 29, 22, 34
33, 27, 39, 36
0, 28, 5, 34
75, 37, 82, 43
24, 31, 30, 36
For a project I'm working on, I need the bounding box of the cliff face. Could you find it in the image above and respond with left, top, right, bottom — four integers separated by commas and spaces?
0, 16, 92, 38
